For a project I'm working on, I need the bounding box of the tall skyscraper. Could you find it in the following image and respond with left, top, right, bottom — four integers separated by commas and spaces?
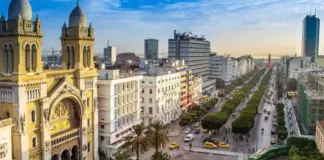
144, 39, 158, 59
168, 30, 214, 92
302, 14, 320, 61
104, 41, 117, 65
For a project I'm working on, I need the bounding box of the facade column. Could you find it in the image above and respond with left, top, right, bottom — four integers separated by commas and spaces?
93, 78, 99, 160
12, 86, 29, 160
40, 97, 52, 160
81, 90, 88, 160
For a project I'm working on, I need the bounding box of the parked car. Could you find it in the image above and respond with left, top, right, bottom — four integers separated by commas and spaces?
194, 129, 200, 134
204, 142, 217, 149
218, 142, 230, 148
184, 134, 194, 142
169, 142, 179, 149
271, 128, 276, 135
267, 111, 271, 115
272, 122, 277, 126
264, 116, 268, 121
271, 138, 276, 144
203, 137, 216, 144
194, 122, 200, 128
184, 128, 191, 134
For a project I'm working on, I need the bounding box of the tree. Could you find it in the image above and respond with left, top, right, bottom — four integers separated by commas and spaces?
99, 150, 108, 160
113, 150, 131, 160
289, 145, 300, 159
216, 78, 225, 89
151, 151, 171, 160
292, 155, 302, 160
201, 112, 227, 131
122, 123, 150, 160
147, 120, 169, 154
231, 118, 252, 134
287, 78, 297, 91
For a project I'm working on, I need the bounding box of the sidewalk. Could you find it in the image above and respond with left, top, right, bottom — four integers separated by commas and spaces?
183, 147, 244, 160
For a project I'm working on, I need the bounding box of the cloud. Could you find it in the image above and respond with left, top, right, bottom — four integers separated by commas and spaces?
38, 0, 324, 58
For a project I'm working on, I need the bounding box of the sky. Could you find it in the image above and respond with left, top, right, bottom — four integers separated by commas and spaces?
1, 0, 324, 58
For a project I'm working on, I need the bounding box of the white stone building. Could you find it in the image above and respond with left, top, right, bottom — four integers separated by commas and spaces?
140, 67, 181, 126
210, 55, 237, 83
97, 69, 143, 157
236, 56, 254, 77
191, 76, 203, 103
0, 118, 13, 160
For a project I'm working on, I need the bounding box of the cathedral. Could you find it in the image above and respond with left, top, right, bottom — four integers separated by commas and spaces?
0, 0, 99, 159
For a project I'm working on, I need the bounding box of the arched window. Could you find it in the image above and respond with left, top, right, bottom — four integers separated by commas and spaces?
8, 44, 13, 73
2, 44, 8, 73
66, 46, 70, 69
25, 44, 31, 72
31, 110, 36, 123
31, 44, 37, 72
32, 137, 37, 148
87, 46, 91, 67
71, 46, 75, 69
83, 46, 87, 67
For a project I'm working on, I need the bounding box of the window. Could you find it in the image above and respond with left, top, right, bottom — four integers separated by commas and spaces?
149, 98, 152, 103
101, 125, 105, 129
142, 89, 144, 94
149, 107, 152, 114
141, 81, 145, 84
32, 137, 37, 148
158, 89, 160, 93
149, 81, 153, 84
88, 142, 91, 152
87, 119, 90, 127
141, 97, 144, 103
149, 89, 153, 94
87, 97, 90, 107
31, 110, 36, 123
141, 107, 144, 113
100, 136, 104, 141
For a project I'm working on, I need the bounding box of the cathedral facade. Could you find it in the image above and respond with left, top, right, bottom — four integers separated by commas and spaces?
0, 0, 98, 159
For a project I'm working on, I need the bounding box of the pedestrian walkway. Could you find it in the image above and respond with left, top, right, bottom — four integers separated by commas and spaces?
183, 147, 244, 160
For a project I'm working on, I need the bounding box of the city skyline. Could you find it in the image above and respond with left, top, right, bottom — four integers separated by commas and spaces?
0, 0, 323, 58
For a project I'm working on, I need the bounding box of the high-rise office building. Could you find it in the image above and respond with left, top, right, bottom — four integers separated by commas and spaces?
144, 39, 158, 59
168, 30, 214, 92
104, 43, 117, 65
302, 14, 320, 61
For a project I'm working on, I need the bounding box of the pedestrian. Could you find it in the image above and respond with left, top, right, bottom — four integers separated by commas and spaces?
248, 149, 250, 153
226, 139, 228, 143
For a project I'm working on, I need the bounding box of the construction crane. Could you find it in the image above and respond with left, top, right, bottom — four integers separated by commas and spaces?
42, 47, 61, 66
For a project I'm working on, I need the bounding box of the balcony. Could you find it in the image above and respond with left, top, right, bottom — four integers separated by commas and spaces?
51, 128, 79, 148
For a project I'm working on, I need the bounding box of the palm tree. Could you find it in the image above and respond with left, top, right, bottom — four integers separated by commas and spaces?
122, 123, 150, 160
147, 120, 169, 154
113, 150, 130, 160
151, 151, 171, 160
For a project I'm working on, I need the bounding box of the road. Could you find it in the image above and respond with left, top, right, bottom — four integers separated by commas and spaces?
251, 67, 278, 151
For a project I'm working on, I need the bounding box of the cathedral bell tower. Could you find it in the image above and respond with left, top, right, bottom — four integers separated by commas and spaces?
61, 1, 95, 70
0, 0, 43, 80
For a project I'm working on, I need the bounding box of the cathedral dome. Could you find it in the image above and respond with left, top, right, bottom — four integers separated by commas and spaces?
8, 0, 32, 20
69, 4, 87, 27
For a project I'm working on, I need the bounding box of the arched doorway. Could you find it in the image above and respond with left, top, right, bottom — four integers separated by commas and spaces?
71, 145, 79, 160
51, 154, 59, 160
61, 149, 70, 160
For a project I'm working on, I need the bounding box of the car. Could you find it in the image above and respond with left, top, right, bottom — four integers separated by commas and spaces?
273, 119, 277, 123
218, 142, 230, 148
184, 128, 191, 134
271, 128, 276, 135
204, 142, 217, 149
271, 138, 276, 144
273, 113, 277, 117
264, 116, 268, 120
267, 101, 270, 104
184, 134, 194, 142
272, 122, 277, 126
203, 137, 216, 144
203, 129, 209, 133
267, 111, 271, 115
194, 122, 200, 128
194, 129, 200, 134
264, 109, 267, 113
169, 142, 179, 149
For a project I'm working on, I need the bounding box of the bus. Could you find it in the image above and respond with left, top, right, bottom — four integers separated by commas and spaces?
248, 145, 288, 160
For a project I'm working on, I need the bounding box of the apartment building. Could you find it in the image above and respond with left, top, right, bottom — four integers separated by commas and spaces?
192, 76, 203, 103
210, 55, 237, 83
140, 67, 181, 125
97, 69, 143, 157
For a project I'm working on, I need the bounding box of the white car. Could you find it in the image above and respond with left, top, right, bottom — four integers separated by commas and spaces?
184, 128, 191, 134
184, 134, 194, 142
